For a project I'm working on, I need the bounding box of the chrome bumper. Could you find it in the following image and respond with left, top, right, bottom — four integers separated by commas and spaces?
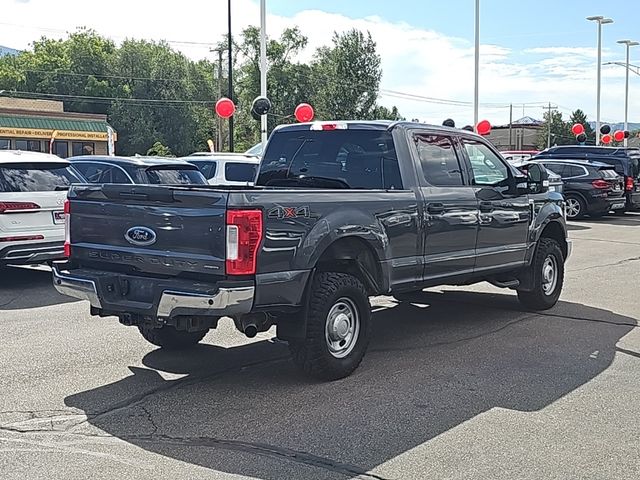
52, 265, 103, 308
52, 264, 254, 318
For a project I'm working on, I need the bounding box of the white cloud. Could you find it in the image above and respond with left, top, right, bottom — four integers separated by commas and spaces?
0, 0, 634, 125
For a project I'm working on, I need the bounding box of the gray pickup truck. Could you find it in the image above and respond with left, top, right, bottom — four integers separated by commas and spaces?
53, 121, 570, 380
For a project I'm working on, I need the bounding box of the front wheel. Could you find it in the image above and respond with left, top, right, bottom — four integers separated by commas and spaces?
517, 238, 564, 310
289, 272, 371, 381
138, 324, 208, 350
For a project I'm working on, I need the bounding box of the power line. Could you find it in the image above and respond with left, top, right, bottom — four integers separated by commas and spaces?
8, 91, 215, 105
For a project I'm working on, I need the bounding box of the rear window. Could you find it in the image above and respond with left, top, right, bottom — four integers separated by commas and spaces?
0, 162, 83, 192
224, 162, 258, 182
190, 161, 217, 180
144, 167, 206, 185
599, 168, 619, 179
257, 129, 402, 189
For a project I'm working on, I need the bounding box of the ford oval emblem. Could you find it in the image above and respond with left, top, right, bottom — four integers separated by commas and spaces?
125, 226, 157, 246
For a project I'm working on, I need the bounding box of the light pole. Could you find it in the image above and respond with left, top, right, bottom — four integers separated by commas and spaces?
260, 0, 268, 150
617, 39, 639, 146
587, 16, 613, 144
473, 0, 480, 132
227, 0, 234, 152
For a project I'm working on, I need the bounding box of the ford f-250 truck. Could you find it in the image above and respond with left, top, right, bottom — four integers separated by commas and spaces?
53, 121, 570, 380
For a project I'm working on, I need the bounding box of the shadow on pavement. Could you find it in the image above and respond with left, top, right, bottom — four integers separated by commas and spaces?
581, 212, 640, 228
0, 266, 78, 310
65, 290, 636, 479
566, 223, 591, 231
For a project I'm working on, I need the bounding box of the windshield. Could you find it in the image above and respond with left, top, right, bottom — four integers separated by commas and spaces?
256, 129, 402, 189
144, 167, 207, 185
224, 162, 258, 182
599, 168, 619, 179
0, 162, 83, 192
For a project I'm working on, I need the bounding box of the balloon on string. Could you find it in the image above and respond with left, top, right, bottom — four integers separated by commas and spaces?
294, 103, 315, 122
571, 123, 585, 135
215, 97, 235, 118
624, 130, 631, 138
600, 124, 611, 135
576, 133, 587, 143
601, 134, 613, 144
476, 120, 492, 135
251, 96, 271, 121
613, 130, 625, 142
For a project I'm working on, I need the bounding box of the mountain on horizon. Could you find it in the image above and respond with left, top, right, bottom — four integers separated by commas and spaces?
588, 121, 640, 132
0, 45, 18, 57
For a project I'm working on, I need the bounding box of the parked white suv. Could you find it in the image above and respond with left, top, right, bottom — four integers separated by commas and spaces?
181, 153, 260, 186
0, 150, 84, 266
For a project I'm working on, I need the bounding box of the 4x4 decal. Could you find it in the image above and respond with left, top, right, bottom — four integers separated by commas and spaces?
267, 206, 310, 219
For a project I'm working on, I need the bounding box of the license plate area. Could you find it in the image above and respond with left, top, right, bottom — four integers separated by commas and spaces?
52, 211, 65, 224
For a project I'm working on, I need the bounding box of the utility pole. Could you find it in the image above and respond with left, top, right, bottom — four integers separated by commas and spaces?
508, 103, 513, 150
227, 0, 234, 152
210, 47, 224, 151
547, 102, 552, 149
544, 103, 558, 148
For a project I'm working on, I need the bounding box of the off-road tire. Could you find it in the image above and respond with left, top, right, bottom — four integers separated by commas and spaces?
289, 272, 371, 381
138, 324, 208, 350
517, 238, 564, 310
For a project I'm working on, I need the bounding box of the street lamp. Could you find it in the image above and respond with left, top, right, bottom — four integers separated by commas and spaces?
617, 39, 639, 146
587, 16, 613, 144
473, 0, 480, 132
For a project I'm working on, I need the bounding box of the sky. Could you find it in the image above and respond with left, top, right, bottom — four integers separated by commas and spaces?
1, 0, 638, 125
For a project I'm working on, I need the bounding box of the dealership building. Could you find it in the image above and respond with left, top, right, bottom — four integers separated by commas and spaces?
0, 96, 116, 157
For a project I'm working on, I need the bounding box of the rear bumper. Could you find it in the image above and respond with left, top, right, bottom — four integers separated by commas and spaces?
627, 191, 640, 210
0, 241, 65, 265
586, 195, 625, 214
51, 263, 254, 319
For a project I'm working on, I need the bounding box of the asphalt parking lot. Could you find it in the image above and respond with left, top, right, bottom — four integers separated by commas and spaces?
1, 214, 639, 480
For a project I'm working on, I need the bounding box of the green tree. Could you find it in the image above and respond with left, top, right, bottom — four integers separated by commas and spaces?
311, 29, 382, 120
538, 110, 572, 149
146, 141, 173, 157
569, 109, 595, 145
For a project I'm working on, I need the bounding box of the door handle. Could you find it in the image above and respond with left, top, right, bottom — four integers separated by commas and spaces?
427, 203, 445, 214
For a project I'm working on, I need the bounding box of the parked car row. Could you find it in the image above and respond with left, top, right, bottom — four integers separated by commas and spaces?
0, 150, 260, 268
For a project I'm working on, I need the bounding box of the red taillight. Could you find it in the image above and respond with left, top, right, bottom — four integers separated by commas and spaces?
0, 202, 41, 213
0, 235, 45, 243
591, 179, 610, 189
63, 199, 71, 257
625, 176, 634, 191
225, 209, 263, 275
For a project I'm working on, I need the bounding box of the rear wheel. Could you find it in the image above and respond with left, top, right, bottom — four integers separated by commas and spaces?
289, 272, 371, 381
138, 324, 208, 350
517, 238, 564, 310
565, 195, 585, 220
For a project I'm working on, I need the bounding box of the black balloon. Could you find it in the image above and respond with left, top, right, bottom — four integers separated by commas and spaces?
251, 96, 271, 120
442, 118, 455, 127
600, 124, 611, 135
624, 130, 630, 138
576, 133, 587, 143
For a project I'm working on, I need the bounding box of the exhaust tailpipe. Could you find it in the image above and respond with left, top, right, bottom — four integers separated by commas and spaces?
243, 324, 258, 338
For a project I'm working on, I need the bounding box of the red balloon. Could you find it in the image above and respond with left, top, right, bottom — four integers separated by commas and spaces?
601, 134, 613, 144
613, 130, 625, 142
215, 97, 235, 118
476, 120, 491, 135
571, 123, 585, 135
294, 103, 314, 123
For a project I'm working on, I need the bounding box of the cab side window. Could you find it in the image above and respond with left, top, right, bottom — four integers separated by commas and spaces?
415, 134, 464, 186
462, 139, 509, 186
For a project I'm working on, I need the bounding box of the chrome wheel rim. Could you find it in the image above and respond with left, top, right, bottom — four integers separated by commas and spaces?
325, 297, 360, 359
566, 198, 581, 218
542, 255, 558, 296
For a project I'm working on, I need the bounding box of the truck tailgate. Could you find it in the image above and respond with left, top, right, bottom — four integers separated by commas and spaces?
68, 184, 228, 277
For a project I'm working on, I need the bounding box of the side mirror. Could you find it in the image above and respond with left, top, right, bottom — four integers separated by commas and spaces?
525, 163, 549, 194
